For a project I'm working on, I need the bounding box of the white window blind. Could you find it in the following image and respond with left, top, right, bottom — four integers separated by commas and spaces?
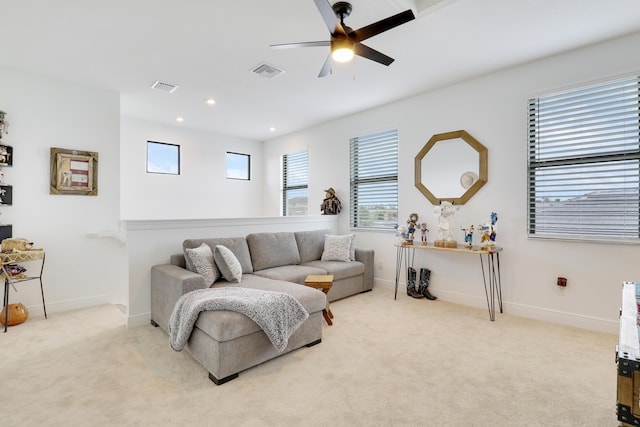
527, 75, 640, 242
350, 129, 398, 229
282, 151, 308, 216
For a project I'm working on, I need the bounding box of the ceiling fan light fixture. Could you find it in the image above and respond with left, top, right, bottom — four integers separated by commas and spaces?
332, 47, 354, 62
332, 38, 354, 62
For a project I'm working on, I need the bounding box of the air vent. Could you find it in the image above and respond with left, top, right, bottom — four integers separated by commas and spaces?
251, 63, 285, 79
150, 80, 179, 93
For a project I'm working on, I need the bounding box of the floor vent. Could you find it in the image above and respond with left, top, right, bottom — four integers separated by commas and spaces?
150, 80, 179, 93
252, 63, 285, 79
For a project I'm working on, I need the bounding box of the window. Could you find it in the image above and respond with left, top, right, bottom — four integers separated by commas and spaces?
226, 152, 250, 180
350, 129, 398, 229
282, 151, 308, 216
527, 75, 640, 242
147, 141, 180, 174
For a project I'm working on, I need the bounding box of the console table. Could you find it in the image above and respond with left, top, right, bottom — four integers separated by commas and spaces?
394, 243, 503, 321
2, 249, 46, 332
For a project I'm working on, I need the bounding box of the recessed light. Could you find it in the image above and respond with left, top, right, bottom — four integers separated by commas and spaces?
269, 127, 276, 132
206, 98, 216, 105
176, 117, 184, 122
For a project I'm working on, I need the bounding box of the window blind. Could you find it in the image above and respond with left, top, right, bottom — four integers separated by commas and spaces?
282, 150, 308, 216
527, 75, 640, 241
350, 129, 398, 229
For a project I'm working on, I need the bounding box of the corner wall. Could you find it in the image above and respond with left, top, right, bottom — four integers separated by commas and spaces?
120, 117, 264, 220
0, 67, 127, 315
263, 31, 640, 333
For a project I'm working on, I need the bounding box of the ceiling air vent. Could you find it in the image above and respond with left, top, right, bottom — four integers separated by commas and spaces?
150, 80, 179, 93
251, 63, 285, 79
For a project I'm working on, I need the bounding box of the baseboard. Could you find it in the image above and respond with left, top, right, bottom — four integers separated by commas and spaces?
373, 278, 618, 334
128, 311, 151, 328
22, 294, 111, 317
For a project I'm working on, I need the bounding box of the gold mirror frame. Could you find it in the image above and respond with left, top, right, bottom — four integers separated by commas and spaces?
414, 130, 487, 205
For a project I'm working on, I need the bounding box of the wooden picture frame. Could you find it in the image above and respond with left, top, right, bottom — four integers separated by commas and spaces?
50, 147, 98, 195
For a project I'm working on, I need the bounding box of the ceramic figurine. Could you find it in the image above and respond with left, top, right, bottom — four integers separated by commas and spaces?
420, 222, 429, 245
320, 187, 342, 215
433, 201, 458, 248
406, 213, 419, 244
461, 225, 474, 247
479, 212, 498, 248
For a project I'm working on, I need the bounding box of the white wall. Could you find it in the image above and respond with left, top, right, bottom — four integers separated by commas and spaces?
125, 216, 337, 327
263, 31, 640, 333
0, 67, 127, 315
120, 117, 264, 220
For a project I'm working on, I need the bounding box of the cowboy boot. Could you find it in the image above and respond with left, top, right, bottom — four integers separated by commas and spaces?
407, 267, 423, 298
419, 267, 437, 300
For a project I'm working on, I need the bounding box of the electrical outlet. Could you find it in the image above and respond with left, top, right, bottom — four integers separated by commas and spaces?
377, 261, 383, 270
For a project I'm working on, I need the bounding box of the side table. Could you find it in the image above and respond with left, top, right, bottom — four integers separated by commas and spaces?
304, 274, 334, 326
2, 249, 46, 332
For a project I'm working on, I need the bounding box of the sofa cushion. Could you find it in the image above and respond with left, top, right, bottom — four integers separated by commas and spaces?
214, 245, 242, 283
195, 274, 326, 342
184, 237, 253, 273
294, 229, 331, 263
185, 243, 219, 285
302, 260, 365, 281
321, 234, 354, 262
246, 232, 301, 271
252, 264, 328, 285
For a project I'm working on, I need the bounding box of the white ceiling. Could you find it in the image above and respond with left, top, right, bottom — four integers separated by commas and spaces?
2, 0, 640, 141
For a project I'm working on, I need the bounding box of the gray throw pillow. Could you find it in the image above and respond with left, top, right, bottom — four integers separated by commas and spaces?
321, 234, 353, 262
214, 245, 242, 282
185, 243, 219, 285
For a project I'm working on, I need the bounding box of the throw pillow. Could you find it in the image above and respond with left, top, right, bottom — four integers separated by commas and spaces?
214, 245, 243, 282
349, 232, 356, 261
321, 234, 353, 262
185, 243, 219, 285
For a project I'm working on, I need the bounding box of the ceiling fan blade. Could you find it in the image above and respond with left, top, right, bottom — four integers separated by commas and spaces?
314, 0, 340, 33
313, 0, 348, 36
318, 54, 332, 78
353, 43, 394, 66
270, 41, 330, 49
352, 9, 415, 43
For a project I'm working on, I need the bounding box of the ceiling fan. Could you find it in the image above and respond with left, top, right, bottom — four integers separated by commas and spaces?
271, 0, 416, 77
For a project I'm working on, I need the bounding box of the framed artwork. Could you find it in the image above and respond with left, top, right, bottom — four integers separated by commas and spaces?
50, 147, 98, 195
226, 152, 250, 180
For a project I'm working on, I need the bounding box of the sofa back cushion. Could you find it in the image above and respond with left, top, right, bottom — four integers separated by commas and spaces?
294, 229, 331, 263
246, 232, 301, 271
183, 237, 253, 273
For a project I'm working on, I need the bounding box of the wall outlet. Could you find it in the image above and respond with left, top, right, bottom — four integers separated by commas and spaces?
557, 277, 567, 287
377, 261, 384, 270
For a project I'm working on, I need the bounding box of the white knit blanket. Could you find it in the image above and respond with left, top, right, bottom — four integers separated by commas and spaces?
168, 287, 309, 352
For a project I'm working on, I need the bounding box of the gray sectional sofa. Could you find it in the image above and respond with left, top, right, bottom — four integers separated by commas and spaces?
150, 229, 374, 385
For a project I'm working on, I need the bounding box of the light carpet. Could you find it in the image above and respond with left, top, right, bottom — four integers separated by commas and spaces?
0, 287, 617, 426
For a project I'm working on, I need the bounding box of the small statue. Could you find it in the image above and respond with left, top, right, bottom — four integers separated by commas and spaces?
420, 222, 429, 245
479, 212, 498, 248
433, 201, 458, 248
320, 187, 342, 215
406, 213, 419, 244
461, 225, 474, 247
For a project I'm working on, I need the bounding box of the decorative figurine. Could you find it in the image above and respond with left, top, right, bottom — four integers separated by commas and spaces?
461, 225, 474, 247
395, 225, 408, 244
420, 222, 429, 245
406, 213, 419, 244
320, 187, 342, 215
0, 111, 8, 139
433, 201, 458, 248
479, 212, 498, 248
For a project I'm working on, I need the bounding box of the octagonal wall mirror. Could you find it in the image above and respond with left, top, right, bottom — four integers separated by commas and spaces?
414, 130, 488, 205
